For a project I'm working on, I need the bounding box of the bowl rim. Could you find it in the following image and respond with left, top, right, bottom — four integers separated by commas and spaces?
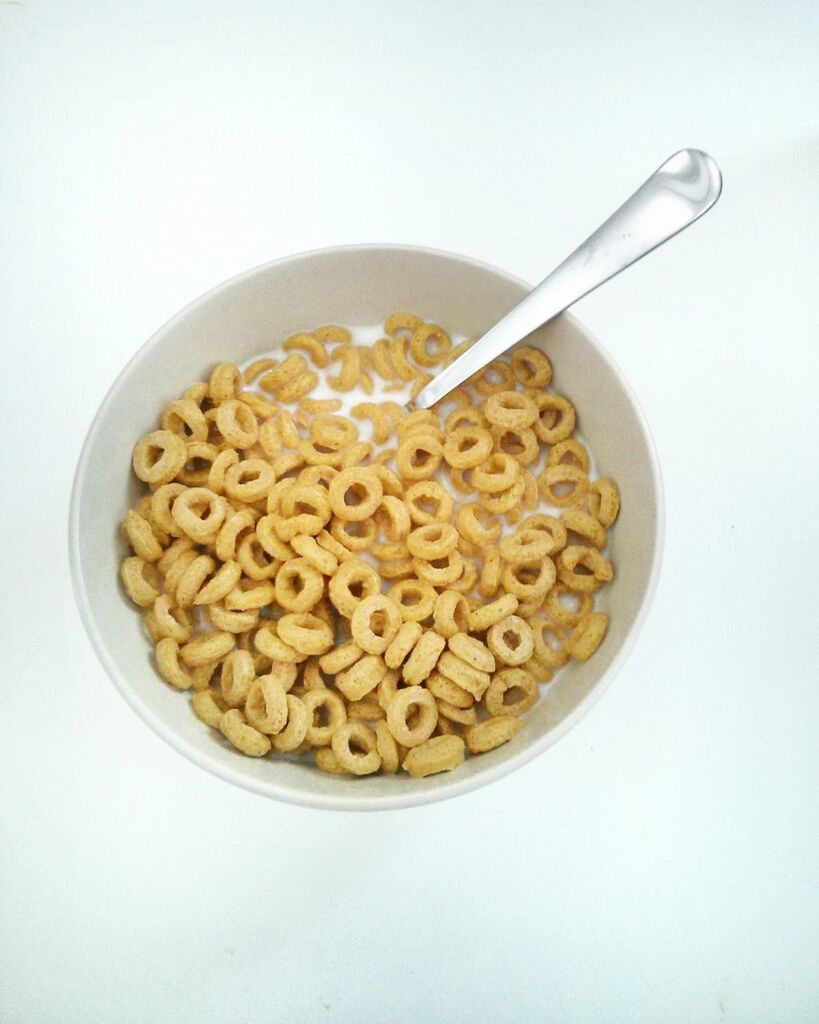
69, 242, 665, 812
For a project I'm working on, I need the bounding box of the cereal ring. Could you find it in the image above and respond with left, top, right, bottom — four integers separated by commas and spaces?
332, 517, 379, 556
384, 621, 424, 669
331, 722, 381, 775
327, 558, 381, 618
432, 590, 471, 639
209, 363, 241, 403
484, 390, 538, 429
546, 438, 590, 473
224, 579, 275, 612
413, 550, 464, 587
120, 556, 161, 607
402, 631, 446, 686
179, 441, 222, 487
543, 584, 594, 627
464, 715, 522, 754
256, 515, 295, 560
207, 603, 259, 634
315, 748, 350, 774
180, 631, 235, 667
316, 528, 350, 562
376, 495, 411, 541
370, 463, 403, 499
486, 615, 535, 666
500, 528, 554, 566
328, 468, 383, 522
387, 337, 417, 381
532, 617, 571, 668
384, 311, 422, 338
519, 514, 567, 556
396, 431, 443, 482
404, 481, 453, 525
276, 371, 318, 403
378, 559, 416, 581
436, 700, 477, 726
155, 637, 194, 689
270, 695, 310, 752
123, 509, 163, 562
277, 613, 334, 655
556, 545, 613, 592
303, 689, 347, 746
409, 323, 451, 367
385, 579, 437, 624
290, 533, 338, 575
132, 429, 187, 485
341, 442, 373, 468
313, 324, 351, 345
216, 399, 259, 449
151, 484, 187, 538
436, 652, 491, 700
445, 405, 486, 432
443, 426, 494, 469
275, 558, 325, 612
386, 685, 438, 747
447, 632, 495, 673
161, 398, 209, 443
264, 661, 300, 693
471, 360, 515, 395
566, 612, 609, 661
397, 410, 440, 438
236, 534, 280, 581
258, 418, 283, 459
468, 593, 520, 633
446, 466, 474, 495
192, 687, 227, 728
493, 426, 539, 466
483, 668, 539, 717
192, 558, 242, 606
220, 709, 271, 756
402, 735, 465, 777
207, 448, 240, 495
426, 671, 474, 709
351, 594, 402, 655
223, 459, 276, 503
532, 393, 576, 444
242, 357, 278, 384
511, 345, 552, 388
351, 402, 392, 445
538, 465, 589, 508
374, 720, 401, 773
182, 381, 209, 405
219, 650, 256, 707
479, 547, 502, 598
456, 503, 501, 546
588, 478, 620, 528
560, 508, 607, 549
326, 345, 360, 391
238, 391, 278, 419
245, 675, 288, 734
472, 453, 520, 494
283, 333, 329, 367
336, 654, 388, 702
151, 595, 193, 643
317, 643, 362, 675
254, 625, 307, 664
259, 354, 308, 393
501, 558, 556, 601
406, 522, 459, 560
171, 488, 227, 543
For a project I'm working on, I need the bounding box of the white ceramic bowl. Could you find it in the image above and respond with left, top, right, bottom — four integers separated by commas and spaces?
70, 244, 663, 811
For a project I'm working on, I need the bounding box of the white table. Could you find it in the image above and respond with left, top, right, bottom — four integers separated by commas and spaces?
2, 2, 817, 1021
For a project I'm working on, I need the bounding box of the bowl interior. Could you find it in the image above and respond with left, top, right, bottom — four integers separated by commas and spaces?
71, 245, 661, 810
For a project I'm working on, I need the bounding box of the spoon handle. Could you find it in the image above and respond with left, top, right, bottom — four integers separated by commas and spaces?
411, 148, 722, 410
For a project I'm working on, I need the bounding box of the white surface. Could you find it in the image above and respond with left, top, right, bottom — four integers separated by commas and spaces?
1, 1, 817, 1021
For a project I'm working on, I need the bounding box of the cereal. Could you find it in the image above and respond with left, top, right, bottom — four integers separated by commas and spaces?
402, 735, 465, 777
121, 317, 619, 780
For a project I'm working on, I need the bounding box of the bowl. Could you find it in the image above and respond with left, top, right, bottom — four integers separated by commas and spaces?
69, 244, 663, 811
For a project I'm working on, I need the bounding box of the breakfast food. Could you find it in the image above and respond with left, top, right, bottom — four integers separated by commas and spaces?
121, 315, 619, 778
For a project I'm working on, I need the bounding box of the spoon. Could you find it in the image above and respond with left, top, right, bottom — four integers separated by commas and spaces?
410, 148, 722, 410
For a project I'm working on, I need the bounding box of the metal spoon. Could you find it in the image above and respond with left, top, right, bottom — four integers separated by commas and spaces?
410, 148, 722, 410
